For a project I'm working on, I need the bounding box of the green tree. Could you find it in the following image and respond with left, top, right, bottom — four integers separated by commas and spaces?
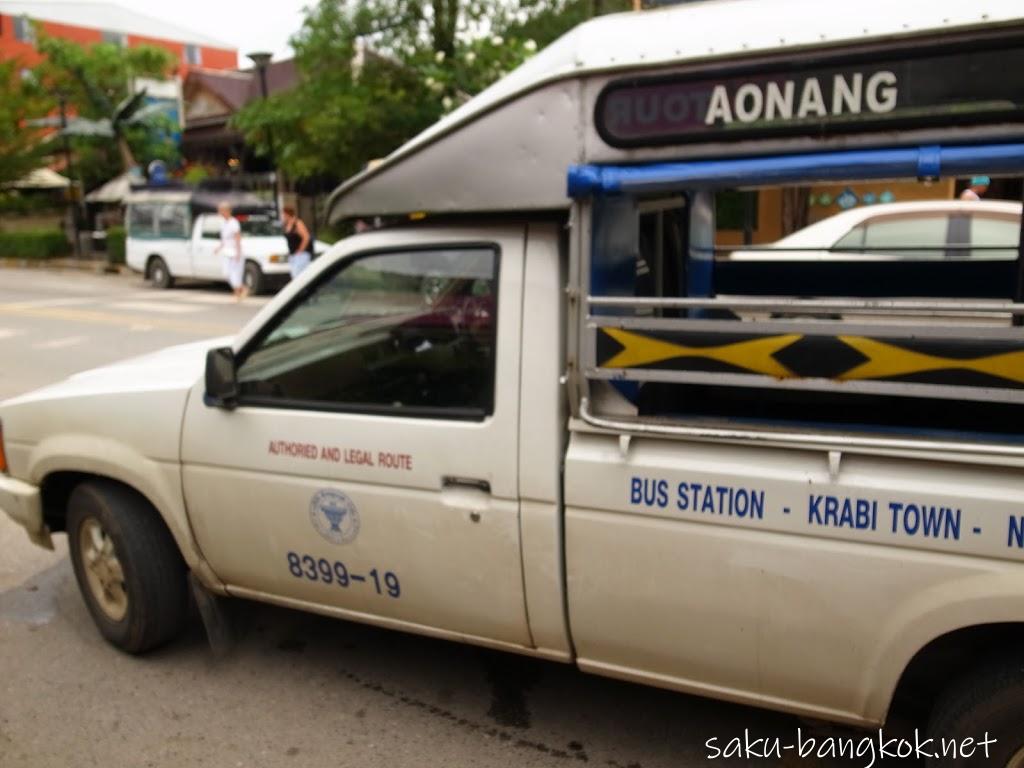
0, 60, 48, 188
234, 1, 437, 181
29, 36, 179, 189
232, 0, 629, 185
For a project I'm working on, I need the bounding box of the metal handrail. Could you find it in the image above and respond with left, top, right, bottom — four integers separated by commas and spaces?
577, 398, 1024, 459
588, 295, 1024, 315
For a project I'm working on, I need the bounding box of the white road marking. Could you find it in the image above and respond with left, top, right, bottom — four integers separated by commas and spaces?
127, 291, 271, 306
33, 335, 87, 350
130, 324, 154, 332
0, 297, 93, 310
0, 328, 23, 340
109, 301, 202, 314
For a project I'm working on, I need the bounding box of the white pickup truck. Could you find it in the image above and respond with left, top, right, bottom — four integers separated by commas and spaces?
3, 3, 1024, 763
124, 190, 329, 294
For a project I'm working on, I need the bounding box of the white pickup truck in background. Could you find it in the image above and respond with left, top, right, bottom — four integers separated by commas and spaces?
124, 190, 329, 294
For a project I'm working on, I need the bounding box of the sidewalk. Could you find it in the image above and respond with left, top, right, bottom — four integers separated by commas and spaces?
0, 257, 126, 274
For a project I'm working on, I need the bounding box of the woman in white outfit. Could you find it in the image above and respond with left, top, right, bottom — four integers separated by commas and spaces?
214, 202, 246, 300
282, 205, 312, 280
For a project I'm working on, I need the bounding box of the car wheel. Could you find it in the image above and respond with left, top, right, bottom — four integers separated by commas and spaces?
926, 655, 1024, 766
67, 480, 188, 654
148, 256, 173, 289
243, 261, 265, 295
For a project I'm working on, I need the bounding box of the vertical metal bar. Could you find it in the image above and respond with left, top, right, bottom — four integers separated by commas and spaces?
688, 190, 715, 317
1015, 187, 1024, 327
655, 209, 665, 310
742, 190, 755, 245
567, 200, 589, 418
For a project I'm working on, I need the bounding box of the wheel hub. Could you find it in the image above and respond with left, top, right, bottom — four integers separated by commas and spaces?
79, 517, 128, 622
1008, 746, 1024, 768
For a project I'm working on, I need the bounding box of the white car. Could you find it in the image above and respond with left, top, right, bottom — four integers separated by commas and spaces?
124, 190, 330, 294
724, 199, 1022, 261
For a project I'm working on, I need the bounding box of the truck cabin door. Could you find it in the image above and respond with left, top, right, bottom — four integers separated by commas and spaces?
191, 214, 224, 280
180, 227, 532, 650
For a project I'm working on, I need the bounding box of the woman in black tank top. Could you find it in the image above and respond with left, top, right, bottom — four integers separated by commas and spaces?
282, 206, 312, 279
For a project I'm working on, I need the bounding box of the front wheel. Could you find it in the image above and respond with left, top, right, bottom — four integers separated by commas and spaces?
926, 656, 1024, 767
243, 261, 265, 295
67, 480, 188, 654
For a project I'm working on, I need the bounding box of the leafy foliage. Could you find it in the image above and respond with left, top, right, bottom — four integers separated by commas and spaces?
0, 60, 49, 188
232, 0, 630, 183
0, 229, 70, 259
28, 36, 180, 189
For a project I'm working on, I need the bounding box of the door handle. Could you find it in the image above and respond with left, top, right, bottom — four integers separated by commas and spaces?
441, 476, 491, 493
440, 477, 490, 522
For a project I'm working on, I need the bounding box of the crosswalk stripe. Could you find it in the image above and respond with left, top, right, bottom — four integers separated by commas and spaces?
33, 336, 87, 350
109, 301, 203, 314
125, 290, 271, 306
0, 298, 93, 310
0, 328, 23, 340
0, 305, 237, 335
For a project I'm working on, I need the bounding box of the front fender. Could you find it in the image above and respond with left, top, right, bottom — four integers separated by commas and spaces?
26, 434, 225, 592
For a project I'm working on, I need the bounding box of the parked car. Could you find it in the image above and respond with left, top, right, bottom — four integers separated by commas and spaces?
124, 189, 330, 294
723, 199, 1022, 261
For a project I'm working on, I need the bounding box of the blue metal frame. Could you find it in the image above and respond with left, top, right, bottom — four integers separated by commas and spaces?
568, 143, 1024, 198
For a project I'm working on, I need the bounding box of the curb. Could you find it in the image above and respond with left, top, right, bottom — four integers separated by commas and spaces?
0, 258, 127, 274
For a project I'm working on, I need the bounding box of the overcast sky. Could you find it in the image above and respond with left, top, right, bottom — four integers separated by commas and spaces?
132, 0, 312, 64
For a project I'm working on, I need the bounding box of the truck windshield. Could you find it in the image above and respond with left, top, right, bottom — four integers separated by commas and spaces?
239, 216, 282, 237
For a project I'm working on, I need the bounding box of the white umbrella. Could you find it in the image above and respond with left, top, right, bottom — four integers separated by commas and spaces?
85, 172, 133, 204
10, 167, 71, 189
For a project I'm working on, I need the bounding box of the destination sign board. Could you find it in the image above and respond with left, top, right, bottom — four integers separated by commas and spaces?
595, 43, 1024, 147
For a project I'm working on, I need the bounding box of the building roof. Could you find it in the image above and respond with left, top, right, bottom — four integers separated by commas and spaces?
183, 59, 298, 129
186, 60, 297, 109
328, 0, 1024, 220
0, 0, 233, 49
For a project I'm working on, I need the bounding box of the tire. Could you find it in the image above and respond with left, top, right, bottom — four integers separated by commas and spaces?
67, 480, 188, 654
243, 261, 264, 295
148, 256, 173, 289
926, 656, 1024, 767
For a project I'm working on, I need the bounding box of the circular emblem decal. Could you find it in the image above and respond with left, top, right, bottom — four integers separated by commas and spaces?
309, 489, 360, 545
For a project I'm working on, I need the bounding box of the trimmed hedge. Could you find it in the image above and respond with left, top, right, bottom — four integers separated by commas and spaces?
106, 226, 126, 264
0, 229, 70, 260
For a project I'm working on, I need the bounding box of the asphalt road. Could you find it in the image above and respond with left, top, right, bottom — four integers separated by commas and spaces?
0, 267, 915, 768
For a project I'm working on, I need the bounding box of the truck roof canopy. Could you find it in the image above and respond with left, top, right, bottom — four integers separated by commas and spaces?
328, 0, 1024, 222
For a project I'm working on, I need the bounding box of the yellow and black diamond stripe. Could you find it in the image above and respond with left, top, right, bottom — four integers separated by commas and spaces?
597, 328, 1024, 389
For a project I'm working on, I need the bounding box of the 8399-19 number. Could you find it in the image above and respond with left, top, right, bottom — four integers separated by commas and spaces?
286, 552, 401, 598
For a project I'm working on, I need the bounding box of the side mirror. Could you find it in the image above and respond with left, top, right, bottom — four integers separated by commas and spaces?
204, 347, 238, 409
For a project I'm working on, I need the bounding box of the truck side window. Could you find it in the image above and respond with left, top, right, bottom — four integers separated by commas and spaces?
236, 246, 499, 419
201, 216, 221, 239
127, 204, 156, 238
156, 204, 189, 238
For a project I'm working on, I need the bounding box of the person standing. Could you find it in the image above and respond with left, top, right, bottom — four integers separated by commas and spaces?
214, 202, 246, 300
282, 205, 312, 279
960, 176, 990, 201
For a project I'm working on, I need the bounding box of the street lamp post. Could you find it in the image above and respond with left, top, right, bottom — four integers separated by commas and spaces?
57, 93, 83, 259
246, 51, 278, 218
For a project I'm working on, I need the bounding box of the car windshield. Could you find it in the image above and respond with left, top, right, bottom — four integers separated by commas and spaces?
238, 216, 282, 237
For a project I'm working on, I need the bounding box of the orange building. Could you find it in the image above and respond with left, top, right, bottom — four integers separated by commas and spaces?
0, 1, 236, 74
